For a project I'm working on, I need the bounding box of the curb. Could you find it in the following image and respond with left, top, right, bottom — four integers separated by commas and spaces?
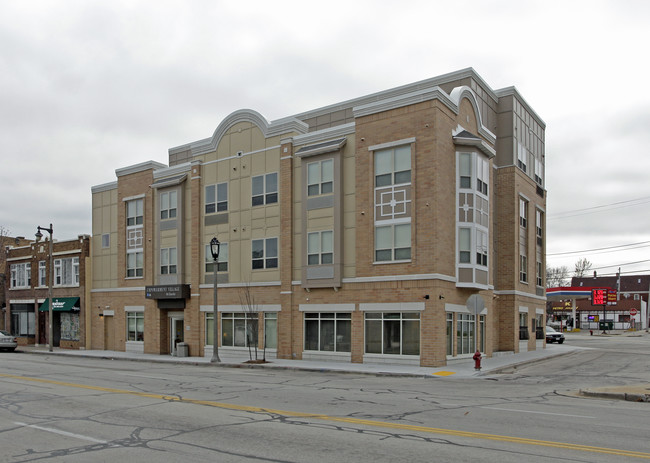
579, 389, 650, 402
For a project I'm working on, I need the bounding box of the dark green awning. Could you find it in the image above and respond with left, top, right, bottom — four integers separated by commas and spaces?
39, 297, 80, 312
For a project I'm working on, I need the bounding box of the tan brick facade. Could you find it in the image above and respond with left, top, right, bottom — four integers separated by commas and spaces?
89, 69, 547, 366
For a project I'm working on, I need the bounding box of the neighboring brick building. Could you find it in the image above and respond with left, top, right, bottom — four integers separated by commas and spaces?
4, 235, 90, 348
90, 68, 547, 366
1, 234, 32, 331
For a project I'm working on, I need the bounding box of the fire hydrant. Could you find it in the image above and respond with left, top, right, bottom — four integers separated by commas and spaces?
473, 350, 482, 371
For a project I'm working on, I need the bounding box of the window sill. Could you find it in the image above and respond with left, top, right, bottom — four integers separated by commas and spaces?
373, 259, 411, 265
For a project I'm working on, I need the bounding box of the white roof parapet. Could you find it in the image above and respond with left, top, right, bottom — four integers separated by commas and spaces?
169, 109, 308, 158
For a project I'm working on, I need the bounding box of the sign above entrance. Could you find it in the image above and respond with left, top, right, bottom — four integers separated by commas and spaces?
145, 284, 190, 300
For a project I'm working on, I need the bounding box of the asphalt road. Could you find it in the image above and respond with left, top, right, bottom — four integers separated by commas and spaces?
1, 333, 649, 462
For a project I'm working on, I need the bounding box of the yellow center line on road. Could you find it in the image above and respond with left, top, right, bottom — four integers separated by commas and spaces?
2, 373, 649, 460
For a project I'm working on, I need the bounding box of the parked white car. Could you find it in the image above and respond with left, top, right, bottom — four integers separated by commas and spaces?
0, 330, 17, 352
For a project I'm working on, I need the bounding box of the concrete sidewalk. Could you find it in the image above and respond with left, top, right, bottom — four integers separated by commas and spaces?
16, 342, 578, 379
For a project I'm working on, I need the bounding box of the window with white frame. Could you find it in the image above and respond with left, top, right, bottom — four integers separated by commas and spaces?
205, 312, 215, 346
10, 310, 35, 336
252, 173, 278, 206
534, 158, 544, 185
459, 228, 471, 264
205, 243, 228, 272
476, 230, 488, 267
307, 159, 333, 196
519, 198, 528, 228
307, 230, 333, 265
205, 183, 228, 213
476, 156, 489, 195
10, 263, 31, 288
375, 146, 411, 187
222, 312, 257, 347
39, 261, 46, 286
446, 313, 454, 356
54, 257, 79, 286
520, 254, 528, 283
536, 209, 543, 244
365, 312, 420, 355
127, 252, 143, 278
457, 313, 475, 355
126, 198, 144, 278
304, 312, 351, 352
160, 190, 177, 220
375, 223, 411, 262
536, 261, 543, 287
127, 311, 144, 341
517, 142, 527, 173
252, 238, 278, 269
161, 248, 177, 274
126, 199, 143, 226
264, 312, 277, 349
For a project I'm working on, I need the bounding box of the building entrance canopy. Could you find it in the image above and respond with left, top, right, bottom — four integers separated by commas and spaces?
38, 297, 80, 312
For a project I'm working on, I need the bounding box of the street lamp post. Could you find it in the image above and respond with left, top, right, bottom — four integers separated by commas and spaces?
210, 237, 221, 363
35, 224, 53, 352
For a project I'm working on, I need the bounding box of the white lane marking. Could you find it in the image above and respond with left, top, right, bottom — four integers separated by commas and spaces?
481, 407, 595, 419
14, 422, 108, 444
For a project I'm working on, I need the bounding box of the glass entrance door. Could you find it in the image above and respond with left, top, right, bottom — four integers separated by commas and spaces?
170, 317, 184, 355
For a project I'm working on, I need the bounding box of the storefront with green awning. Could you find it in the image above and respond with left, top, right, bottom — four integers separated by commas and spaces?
38, 297, 81, 346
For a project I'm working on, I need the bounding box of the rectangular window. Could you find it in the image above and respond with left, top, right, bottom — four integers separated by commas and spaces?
517, 142, 527, 173
205, 312, 214, 346
222, 312, 257, 347
160, 190, 177, 220
205, 243, 228, 273
126, 199, 143, 226
476, 156, 488, 195
476, 230, 488, 267
534, 158, 544, 185
459, 153, 471, 189
375, 223, 411, 262
364, 312, 420, 355
519, 312, 529, 340
10, 263, 31, 289
446, 313, 454, 356
54, 257, 79, 286
252, 173, 278, 206
519, 198, 528, 228
536, 209, 543, 245
536, 261, 543, 287
304, 312, 351, 352
11, 310, 35, 336
252, 238, 278, 269
457, 313, 475, 355
520, 254, 528, 283
205, 183, 228, 213
264, 312, 277, 349
161, 247, 177, 274
307, 230, 333, 265
127, 251, 144, 278
127, 312, 144, 342
375, 146, 411, 187
307, 159, 333, 196
39, 261, 46, 287
479, 315, 486, 353
459, 228, 471, 263
102, 233, 110, 248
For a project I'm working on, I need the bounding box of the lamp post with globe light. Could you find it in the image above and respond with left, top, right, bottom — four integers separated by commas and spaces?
35, 224, 53, 352
210, 237, 221, 363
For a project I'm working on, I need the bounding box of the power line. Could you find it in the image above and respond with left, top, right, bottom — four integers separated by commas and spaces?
548, 196, 650, 220
546, 240, 650, 257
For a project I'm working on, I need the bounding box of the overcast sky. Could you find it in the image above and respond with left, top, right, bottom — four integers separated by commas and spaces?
1, 0, 649, 278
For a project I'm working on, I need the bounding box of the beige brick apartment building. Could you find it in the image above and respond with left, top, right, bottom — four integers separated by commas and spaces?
89, 68, 547, 366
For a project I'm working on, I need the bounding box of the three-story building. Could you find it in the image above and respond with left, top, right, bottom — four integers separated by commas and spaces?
89, 68, 547, 366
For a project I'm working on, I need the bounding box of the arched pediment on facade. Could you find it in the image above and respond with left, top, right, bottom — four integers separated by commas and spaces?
191, 109, 309, 157
449, 86, 496, 145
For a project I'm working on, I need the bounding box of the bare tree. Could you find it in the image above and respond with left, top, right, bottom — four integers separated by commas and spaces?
239, 283, 261, 362
546, 265, 570, 288
574, 258, 593, 278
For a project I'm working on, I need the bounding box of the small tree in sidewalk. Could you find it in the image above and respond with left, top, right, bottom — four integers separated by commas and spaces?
239, 283, 266, 362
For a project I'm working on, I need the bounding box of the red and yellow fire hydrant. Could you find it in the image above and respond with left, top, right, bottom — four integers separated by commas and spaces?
473, 350, 482, 371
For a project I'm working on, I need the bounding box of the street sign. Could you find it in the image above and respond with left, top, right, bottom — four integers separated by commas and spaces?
630, 309, 638, 316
